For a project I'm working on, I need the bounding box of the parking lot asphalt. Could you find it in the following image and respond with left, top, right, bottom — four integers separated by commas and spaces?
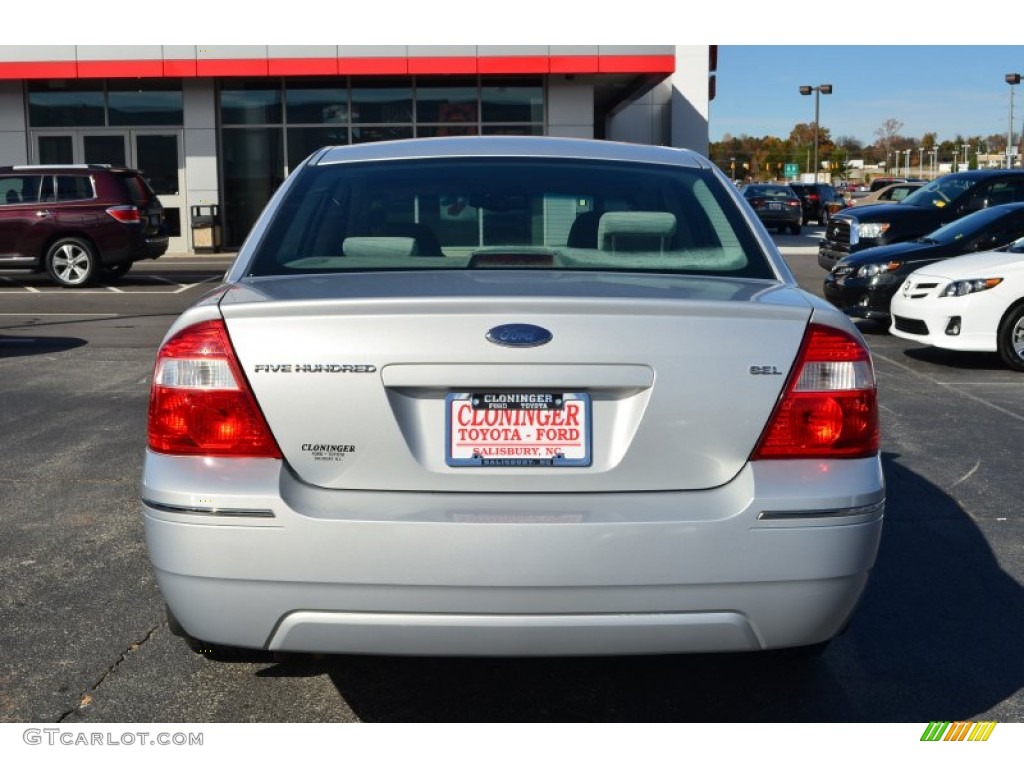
0, 234, 1021, 723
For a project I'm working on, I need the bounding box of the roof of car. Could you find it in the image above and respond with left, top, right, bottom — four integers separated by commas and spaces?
0, 164, 137, 174
311, 136, 711, 170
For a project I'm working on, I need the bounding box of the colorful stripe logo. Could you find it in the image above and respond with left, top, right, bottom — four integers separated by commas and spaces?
921, 721, 997, 742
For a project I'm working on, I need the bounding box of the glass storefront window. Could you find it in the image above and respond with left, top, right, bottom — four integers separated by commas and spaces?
415, 77, 477, 124
108, 79, 183, 126
29, 80, 183, 128
351, 126, 413, 144
28, 81, 104, 127
481, 78, 544, 123
417, 125, 480, 138
221, 80, 282, 125
222, 127, 285, 245
287, 126, 349, 170
136, 135, 180, 194
286, 80, 349, 124
351, 78, 412, 124
481, 125, 544, 136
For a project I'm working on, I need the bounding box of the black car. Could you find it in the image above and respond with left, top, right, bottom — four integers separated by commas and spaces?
819, 169, 1024, 270
0, 164, 168, 287
823, 201, 1024, 323
790, 182, 844, 225
741, 183, 802, 234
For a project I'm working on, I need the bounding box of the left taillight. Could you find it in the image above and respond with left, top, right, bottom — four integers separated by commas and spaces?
147, 319, 282, 458
106, 205, 142, 223
752, 323, 879, 460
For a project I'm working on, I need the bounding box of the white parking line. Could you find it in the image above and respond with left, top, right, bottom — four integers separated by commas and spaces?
0, 274, 222, 294
0, 276, 40, 293
874, 351, 1024, 423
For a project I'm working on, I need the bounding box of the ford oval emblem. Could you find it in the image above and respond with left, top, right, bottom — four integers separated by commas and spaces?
486, 323, 553, 348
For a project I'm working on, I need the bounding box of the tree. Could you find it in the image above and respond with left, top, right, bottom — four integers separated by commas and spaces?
835, 135, 864, 153
874, 118, 904, 169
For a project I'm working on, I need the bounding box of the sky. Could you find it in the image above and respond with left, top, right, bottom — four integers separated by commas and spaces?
710, 46, 1024, 147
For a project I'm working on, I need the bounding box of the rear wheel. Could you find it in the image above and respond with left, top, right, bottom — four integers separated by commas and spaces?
45, 237, 97, 288
997, 304, 1024, 372
789, 223, 802, 235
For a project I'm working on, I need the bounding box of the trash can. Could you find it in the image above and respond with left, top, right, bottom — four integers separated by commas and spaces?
190, 204, 222, 253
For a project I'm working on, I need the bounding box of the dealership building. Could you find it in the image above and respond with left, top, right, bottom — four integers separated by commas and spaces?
0, 45, 714, 252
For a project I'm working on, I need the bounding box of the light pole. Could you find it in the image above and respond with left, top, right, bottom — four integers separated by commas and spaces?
930, 149, 938, 178
962, 143, 971, 171
1007, 74, 1021, 168
799, 84, 832, 183
918, 147, 924, 176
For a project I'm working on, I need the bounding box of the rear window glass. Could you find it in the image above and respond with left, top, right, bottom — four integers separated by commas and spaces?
745, 185, 797, 200
246, 158, 775, 280
116, 174, 155, 206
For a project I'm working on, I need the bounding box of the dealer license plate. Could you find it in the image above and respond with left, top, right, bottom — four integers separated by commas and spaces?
445, 392, 591, 467
768, 202, 781, 210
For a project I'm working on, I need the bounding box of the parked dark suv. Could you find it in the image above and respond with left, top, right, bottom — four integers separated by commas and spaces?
818, 170, 1024, 270
790, 182, 844, 225
0, 164, 168, 287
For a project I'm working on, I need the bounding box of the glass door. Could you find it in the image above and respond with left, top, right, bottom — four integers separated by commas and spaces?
83, 133, 128, 166
36, 134, 74, 164
131, 131, 185, 252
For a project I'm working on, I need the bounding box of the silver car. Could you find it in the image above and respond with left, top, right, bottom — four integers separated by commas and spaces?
143, 137, 884, 658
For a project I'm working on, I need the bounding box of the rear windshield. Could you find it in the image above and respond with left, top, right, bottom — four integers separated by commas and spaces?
745, 185, 798, 200
245, 158, 776, 279
115, 173, 156, 206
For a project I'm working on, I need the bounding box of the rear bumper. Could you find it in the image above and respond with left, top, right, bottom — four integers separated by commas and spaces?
98, 231, 169, 266
755, 212, 801, 228
142, 452, 885, 656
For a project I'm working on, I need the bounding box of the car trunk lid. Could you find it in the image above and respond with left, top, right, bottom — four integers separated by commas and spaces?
218, 271, 813, 492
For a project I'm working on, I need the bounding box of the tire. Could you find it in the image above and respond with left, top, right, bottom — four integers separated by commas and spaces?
997, 303, 1024, 372
789, 223, 802, 235
45, 237, 98, 288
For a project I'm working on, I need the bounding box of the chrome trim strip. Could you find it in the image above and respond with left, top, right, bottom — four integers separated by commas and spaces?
758, 500, 885, 521
142, 499, 275, 518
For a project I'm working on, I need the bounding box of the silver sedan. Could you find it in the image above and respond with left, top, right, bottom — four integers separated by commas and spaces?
142, 136, 884, 658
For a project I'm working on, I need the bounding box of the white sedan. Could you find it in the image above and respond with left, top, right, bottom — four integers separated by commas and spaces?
890, 236, 1024, 371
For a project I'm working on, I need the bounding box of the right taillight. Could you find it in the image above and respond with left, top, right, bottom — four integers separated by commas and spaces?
106, 205, 141, 223
147, 319, 281, 458
752, 323, 879, 460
